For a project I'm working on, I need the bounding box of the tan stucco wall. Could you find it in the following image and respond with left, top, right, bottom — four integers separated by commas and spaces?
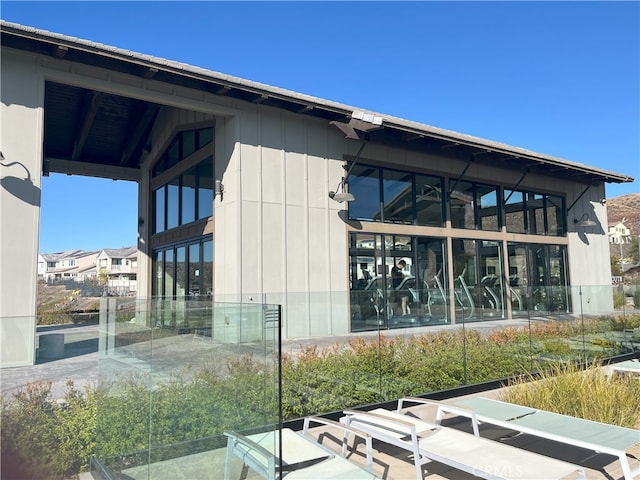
0, 50, 44, 366
212, 104, 353, 337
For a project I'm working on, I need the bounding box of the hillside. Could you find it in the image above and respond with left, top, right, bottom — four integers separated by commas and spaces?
607, 193, 640, 235
37, 282, 101, 325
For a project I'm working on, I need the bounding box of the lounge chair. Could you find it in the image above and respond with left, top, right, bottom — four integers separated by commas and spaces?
224, 419, 378, 480
448, 396, 640, 480
341, 407, 586, 480
612, 359, 640, 375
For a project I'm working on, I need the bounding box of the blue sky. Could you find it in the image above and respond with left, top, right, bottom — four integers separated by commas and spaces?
2, 1, 639, 253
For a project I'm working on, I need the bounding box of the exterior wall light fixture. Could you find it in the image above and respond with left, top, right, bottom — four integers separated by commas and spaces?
328, 111, 383, 203
215, 180, 224, 200
329, 178, 355, 203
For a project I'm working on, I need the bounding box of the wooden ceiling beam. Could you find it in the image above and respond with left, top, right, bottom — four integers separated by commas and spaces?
72, 91, 103, 162
120, 103, 160, 166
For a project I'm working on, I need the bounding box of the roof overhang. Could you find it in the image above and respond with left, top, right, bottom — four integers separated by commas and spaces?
1, 20, 635, 186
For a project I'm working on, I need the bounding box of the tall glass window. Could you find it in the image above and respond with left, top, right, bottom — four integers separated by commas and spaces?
349, 165, 381, 221
153, 127, 214, 178
198, 158, 214, 220
188, 243, 200, 296
154, 186, 165, 234
181, 130, 196, 160
166, 138, 180, 171
153, 156, 214, 234
153, 250, 164, 297
164, 249, 175, 297
349, 232, 447, 331
349, 164, 446, 226
198, 127, 213, 149
450, 239, 506, 320
176, 246, 186, 297
152, 237, 213, 300
507, 243, 569, 314
450, 181, 475, 229
450, 181, 500, 231
181, 167, 197, 225
478, 185, 499, 231
504, 189, 566, 236
382, 170, 413, 224
504, 189, 525, 234
478, 241, 504, 318
527, 193, 544, 234
202, 239, 213, 296
546, 195, 565, 236
415, 174, 444, 226
166, 178, 180, 230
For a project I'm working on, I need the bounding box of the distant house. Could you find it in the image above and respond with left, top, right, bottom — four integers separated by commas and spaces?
608, 220, 632, 245
96, 247, 138, 295
37, 250, 97, 282
37, 247, 136, 294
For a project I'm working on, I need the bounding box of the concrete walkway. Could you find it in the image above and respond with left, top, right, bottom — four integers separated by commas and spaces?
1, 323, 100, 400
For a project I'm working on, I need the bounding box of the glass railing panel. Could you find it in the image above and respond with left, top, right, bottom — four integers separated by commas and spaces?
1, 315, 36, 367
574, 285, 633, 361
280, 291, 383, 418
460, 311, 535, 385
95, 297, 154, 478
94, 298, 281, 480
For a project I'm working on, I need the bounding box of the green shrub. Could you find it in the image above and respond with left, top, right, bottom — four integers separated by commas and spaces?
542, 340, 570, 355
613, 290, 626, 308
635, 289, 640, 309
1, 380, 97, 480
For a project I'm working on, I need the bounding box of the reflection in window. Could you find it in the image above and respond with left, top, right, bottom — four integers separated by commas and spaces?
450, 181, 475, 229
153, 157, 214, 234
349, 164, 445, 227
450, 181, 500, 231
152, 237, 213, 300
349, 165, 381, 221
546, 195, 565, 236
167, 178, 179, 230
166, 138, 180, 170
507, 242, 569, 314
188, 243, 200, 296
198, 158, 214, 220
504, 189, 525, 234
164, 249, 175, 297
202, 239, 213, 295
182, 167, 197, 225
153, 250, 164, 297
176, 246, 186, 297
505, 189, 566, 236
415, 174, 444, 226
181, 130, 196, 160
349, 232, 449, 331
198, 127, 214, 149
478, 186, 499, 231
154, 186, 165, 234
382, 170, 413, 224
153, 127, 214, 178
528, 193, 544, 234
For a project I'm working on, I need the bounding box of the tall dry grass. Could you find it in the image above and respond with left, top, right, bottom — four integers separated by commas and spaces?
501, 360, 640, 429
